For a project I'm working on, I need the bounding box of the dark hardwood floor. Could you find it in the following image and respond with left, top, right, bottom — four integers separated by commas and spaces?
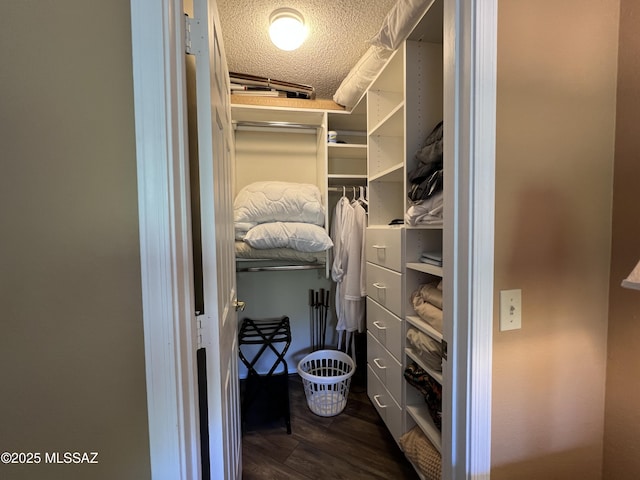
240, 369, 420, 480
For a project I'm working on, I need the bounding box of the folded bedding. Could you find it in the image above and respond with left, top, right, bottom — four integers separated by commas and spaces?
421, 251, 442, 264
370, 0, 436, 51
413, 281, 443, 309
333, 0, 434, 108
235, 242, 327, 263
243, 222, 333, 253
333, 45, 393, 108
399, 426, 442, 480
411, 302, 442, 332
404, 362, 442, 431
406, 327, 443, 372
420, 256, 442, 267
405, 191, 443, 226
234, 181, 325, 228
411, 288, 443, 333
235, 222, 254, 241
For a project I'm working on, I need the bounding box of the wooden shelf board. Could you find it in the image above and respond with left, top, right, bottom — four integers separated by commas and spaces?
231, 95, 345, 111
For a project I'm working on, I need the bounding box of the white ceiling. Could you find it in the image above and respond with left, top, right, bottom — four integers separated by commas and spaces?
216, 0, 398, 100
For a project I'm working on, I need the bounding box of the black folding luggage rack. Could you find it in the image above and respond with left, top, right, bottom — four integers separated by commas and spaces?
238, 316, 292, 434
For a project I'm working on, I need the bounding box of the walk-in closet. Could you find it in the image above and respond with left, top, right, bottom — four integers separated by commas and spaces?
138, 0, 493, 478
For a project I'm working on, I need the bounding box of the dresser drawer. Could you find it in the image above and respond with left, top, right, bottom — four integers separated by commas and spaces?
368, 365, 403, 442
366, 227, 403, 272
366, 262, 403, 317
366, 297, 403, 360
367, 332, 403, 401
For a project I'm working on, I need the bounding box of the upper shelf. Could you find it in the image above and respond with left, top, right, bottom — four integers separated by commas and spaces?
327, 143, 367, 158
231, 95, 344, 112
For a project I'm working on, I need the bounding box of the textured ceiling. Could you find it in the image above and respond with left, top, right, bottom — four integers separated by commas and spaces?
216, 0, 397, 100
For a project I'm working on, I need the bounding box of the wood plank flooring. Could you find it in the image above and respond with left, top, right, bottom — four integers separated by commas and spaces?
241, 371, 420, 480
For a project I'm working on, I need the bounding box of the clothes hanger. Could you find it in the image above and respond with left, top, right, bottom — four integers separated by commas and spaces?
359, 186, 368, 205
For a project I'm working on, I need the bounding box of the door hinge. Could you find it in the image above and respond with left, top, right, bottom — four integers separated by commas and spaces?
442, 339, 448, 361
184, 15, 202, 55
195, 312, 204, 349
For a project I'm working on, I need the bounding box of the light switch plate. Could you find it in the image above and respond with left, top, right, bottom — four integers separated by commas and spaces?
500, 289, 522, 331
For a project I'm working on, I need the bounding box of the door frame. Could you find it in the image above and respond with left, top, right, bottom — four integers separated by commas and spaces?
443, 1, 497, 478
130, 0, 496, 478
130, 0, 201, 479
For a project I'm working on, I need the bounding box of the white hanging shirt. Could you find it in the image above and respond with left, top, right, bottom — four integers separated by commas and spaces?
330, 196, 354, 334
342, 200, 367, 333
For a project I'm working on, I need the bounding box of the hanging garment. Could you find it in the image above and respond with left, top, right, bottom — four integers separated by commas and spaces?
331, 195, 354, 348
331, 194, 367, 356
342, 199, 367, 330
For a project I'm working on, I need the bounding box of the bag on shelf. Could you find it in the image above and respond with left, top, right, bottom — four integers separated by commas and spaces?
407, 121, 443, 203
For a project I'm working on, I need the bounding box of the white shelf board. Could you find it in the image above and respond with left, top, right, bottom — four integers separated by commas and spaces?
369, 162, 403, 182
327, 143, 367, 158
369, 102, 404, 137
406, 262, 443, 277
405, 348, 443, 384
327, 174, 368, 180
405, 224, 443, 230
406, 315, 443, 342
405, 404, 442, 453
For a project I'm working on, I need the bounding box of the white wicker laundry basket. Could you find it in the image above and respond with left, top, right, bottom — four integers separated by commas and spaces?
297, 349, 355, 417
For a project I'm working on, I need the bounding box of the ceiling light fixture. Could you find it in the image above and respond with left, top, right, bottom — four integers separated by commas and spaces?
269, 8, 307, 51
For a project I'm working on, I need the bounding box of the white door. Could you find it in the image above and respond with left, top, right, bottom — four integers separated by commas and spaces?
192, 0, 241, 478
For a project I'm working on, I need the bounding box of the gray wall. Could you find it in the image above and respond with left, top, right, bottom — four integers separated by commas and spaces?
0, 1, 151, 479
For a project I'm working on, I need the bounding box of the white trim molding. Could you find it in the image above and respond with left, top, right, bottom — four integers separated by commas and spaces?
130, 1, 201, 479
444, 0, 497, 478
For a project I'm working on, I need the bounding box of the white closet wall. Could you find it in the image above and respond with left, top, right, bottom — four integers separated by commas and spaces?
234, 130, 320, 191
232, 106, 332, 377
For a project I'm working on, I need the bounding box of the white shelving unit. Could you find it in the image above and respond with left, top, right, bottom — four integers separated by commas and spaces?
364, 1, 446, 478
326, 97, 367, 189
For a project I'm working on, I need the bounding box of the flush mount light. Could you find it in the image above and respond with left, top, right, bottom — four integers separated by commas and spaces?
269, 8, 307, 51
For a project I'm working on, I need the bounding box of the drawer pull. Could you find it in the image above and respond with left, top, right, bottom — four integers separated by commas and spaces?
372, 320, 387, 331
373, 358, 386, 370
372, 283, 386, 290
372, 244, 387, 250
373, 394, 387, 409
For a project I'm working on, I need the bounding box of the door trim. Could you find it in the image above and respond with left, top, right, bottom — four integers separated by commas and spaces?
130, 1, 201, 479
444, 1, 496, 478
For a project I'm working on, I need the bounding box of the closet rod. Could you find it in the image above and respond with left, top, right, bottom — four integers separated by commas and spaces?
327, 185, 368, 193
236, 263, 325, 272
233, 120, 320, 134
